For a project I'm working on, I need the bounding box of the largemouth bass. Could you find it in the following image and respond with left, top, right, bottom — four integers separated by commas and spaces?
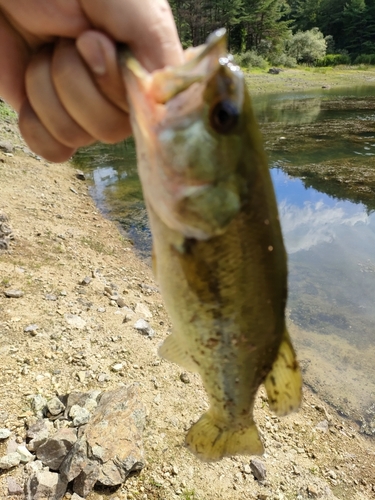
121, 29, 302, 462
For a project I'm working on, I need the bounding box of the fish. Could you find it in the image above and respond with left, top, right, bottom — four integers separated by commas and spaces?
120, 29, 302, 462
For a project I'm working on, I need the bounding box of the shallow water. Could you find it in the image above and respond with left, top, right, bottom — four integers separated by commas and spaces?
73, 85, 375, 433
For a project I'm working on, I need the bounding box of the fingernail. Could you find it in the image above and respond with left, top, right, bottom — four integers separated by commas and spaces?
77, 37, 107, 76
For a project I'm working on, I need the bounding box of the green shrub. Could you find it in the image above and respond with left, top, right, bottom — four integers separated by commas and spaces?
233, 51, 268, 70
354, 54, 375, 65
269, 53, 297, 68
316, 53, 351, 66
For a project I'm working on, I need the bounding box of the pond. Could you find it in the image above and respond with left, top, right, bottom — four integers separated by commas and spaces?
74, 85, 375, 435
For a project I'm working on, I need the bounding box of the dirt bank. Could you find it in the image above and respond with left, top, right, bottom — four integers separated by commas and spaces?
0, 105, 374, 500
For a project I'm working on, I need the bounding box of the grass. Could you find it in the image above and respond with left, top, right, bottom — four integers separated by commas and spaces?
0, 101, 17, 122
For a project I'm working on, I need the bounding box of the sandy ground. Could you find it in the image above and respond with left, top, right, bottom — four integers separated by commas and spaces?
0, 89, 374, 500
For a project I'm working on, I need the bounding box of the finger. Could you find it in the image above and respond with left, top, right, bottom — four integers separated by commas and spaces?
0, 0, 90, 40
0, 14, 30, 111
52, 38, 132, 143
76, 31, 129, 112
19, 100, 76, 162
25, 46, 95, 148
79, 0, 183, 71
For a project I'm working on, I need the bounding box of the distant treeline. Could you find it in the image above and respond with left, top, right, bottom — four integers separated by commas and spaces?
169, 0, 375, 66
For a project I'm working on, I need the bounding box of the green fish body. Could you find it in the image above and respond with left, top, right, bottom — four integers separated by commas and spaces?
121, 30, 302, 461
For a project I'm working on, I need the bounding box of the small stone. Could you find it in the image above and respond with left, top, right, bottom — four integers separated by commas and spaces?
316, 420, 329, 432
243, 464, 252, 474
0, 140, 14, 153
250, 458, 267, 481
25, 459, 43, 474
116, 297, 127, 308
0, 428, 11, 440
47, 397, 66, 416
45, 293, 58, 301
134, 319, 155, 338
69, 405, 90, 426
16, 444, 34, 463
4, 289, 24, 298
307, 484, 319, 498
135, 302, 153, 318
111, 363, 123, 372
65, 314, 86, 329
180, 372, 191, 384
31, 395, 47, 417
71, 493, 85, 500
7, 477, 23, 496
24, 324, 39, 333
80, 276, 91, 286
77, 371, 86, 383
75, 170, 86, 181
97, 373, 110, 382
0, 452, 21, 469
327, 470, 337, 480
97, 307, 106, 313
73, 462, 100, 497
70, 187, 78, 194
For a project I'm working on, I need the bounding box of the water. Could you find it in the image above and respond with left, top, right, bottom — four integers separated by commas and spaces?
74, 85, 375, 433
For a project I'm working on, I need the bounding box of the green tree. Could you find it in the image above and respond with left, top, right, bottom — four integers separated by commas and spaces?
286, 27, 327, 63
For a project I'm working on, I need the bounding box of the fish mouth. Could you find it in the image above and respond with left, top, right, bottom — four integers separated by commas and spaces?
120, 28, 238, 104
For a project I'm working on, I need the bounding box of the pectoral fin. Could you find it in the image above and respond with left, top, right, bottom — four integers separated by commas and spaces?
158, 333, 198, 372
264, 328, 302, 416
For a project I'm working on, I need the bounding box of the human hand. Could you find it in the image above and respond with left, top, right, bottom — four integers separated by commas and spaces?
0, 0, 183, 162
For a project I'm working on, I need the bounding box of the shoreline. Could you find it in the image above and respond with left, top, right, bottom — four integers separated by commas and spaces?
246, 66, 375, 95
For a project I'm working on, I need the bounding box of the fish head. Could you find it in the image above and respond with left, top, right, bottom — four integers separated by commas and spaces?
122, 29, 263, 239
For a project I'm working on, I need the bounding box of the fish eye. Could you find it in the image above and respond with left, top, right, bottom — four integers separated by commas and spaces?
210, 100, 239, 134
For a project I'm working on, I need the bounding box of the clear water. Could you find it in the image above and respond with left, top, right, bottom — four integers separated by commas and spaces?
74, 85, 375, 433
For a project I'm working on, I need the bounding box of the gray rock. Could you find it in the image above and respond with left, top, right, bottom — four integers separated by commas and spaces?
24, 324, 39, 333
111, 363, 123, 372
134, 302, 152, 318
60, 385, 145, 495
180, 372, 191, 384
7, 477, 23, 496
31, 395, 47, 418
0, 452, 21, 469
75, 170, 86, 181
0, 140, 13, 153
65, 314, 86, 329
0, 428, 11, 439
250, 458, 266, 481
69, 405, 91, 427
133, 319, 155, 338
47, 397, 66, 416
25, 470, 67, 500
36, 428, 77, 470
80, 276, 91, 286
73, 462, 100, 497
45, 293, 58, 301
25, 459, 44, 473
4, 289, 24, 298
16, 444, 34, 463
71, 494, 85, 500
97, 373, 110, 382
315, 420, 329, 433
27, 419, 51, 451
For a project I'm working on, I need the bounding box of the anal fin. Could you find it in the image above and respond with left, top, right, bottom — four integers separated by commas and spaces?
264, 328, 302, 416
158, 333, 198, 372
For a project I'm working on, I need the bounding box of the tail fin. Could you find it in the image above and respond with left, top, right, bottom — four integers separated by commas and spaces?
264, 327, 302, 416
185, 411, 263, 462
